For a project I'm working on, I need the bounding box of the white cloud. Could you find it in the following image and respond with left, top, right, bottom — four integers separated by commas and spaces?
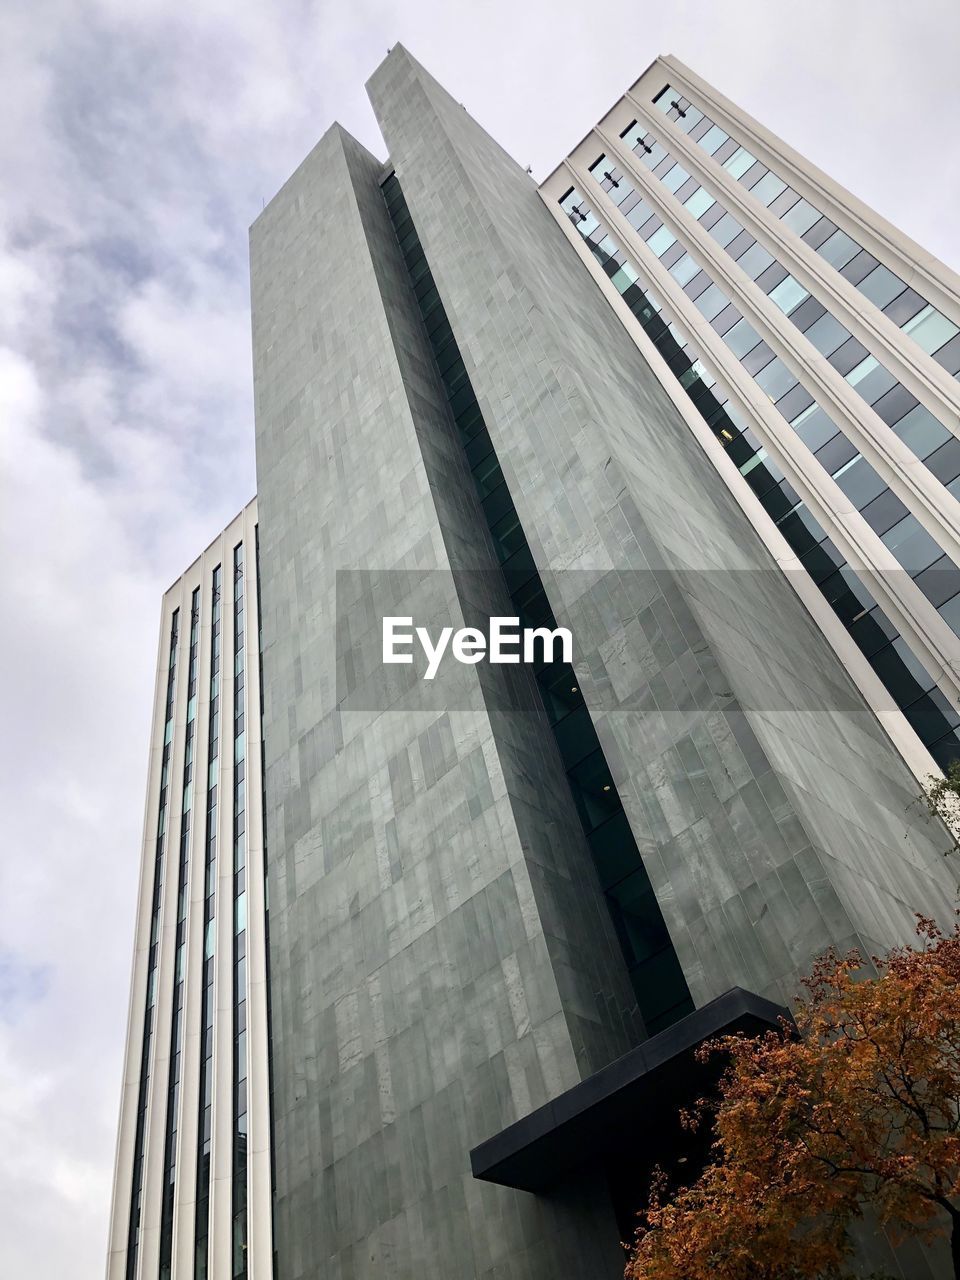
1, 0, 957, 1276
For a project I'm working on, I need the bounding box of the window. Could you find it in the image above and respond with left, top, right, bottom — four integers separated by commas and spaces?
883, 288, 926, 327
818, 230, 861, 269
647, 226, 676, 257
755, 358, 797, 402
804, 313, 848, 357
693, 283, 728, 321
725, 317, 762, 357
708, 212, 744, 248
894, 405, 952, 457
782, 198, 822, 237
832, 457, 887, 508
845, 356, 897, 404
903, 306, 960, 356
750, 171, 787, 206
723, 146, 757, 179
736, 242, 774, 281
882, 516, 944, 575
768, 275, 809, 316
684, 187, 714, 219
700, 124, 728, 154
669, 254, 700, 287
858, 265, 907, 310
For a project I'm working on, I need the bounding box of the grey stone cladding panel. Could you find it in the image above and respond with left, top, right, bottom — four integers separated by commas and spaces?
366, 46, 956, 1014
251, 125, 630, 1277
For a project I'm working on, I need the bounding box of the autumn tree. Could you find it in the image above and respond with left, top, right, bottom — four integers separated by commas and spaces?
626, 917, 960, 1280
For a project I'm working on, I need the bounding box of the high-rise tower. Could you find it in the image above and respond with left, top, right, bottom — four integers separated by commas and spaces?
106, 502, 273, 1280
108, 49, 960, 1280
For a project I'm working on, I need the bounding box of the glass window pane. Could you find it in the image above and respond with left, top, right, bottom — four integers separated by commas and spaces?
647, 226, 676, 257
828, 335, 869, 377
818, 229, 861, 269
740, 160, 768, 190
832, 457, 887, 508
871, 384, 917, 428
881, 516, 944, 574
662, 164, 690, 193
934, 334, 960, 375
778, 502, 828, 549
727, 229, 756, 260
643, 142, 669, 170
846, 358, 898, 404
711, 302, 741, 336
917, 561, 960, 610
841, 249, 880, 287
781, 198, 822, 236
860, 488, 909, 536
894, 404, 952, 457
714, 140, 739, 166
903, 306, 960, 355
678, 105, 705, 134
669, 254, 700, 287
755, 358, 797, 402
776, 382, 815, 422
858, 265, 907, 310
816, 432, 858, 476
724, 147, 757, 179
769, 186, 801, 216
725, 317, 762, 357
610, 265, 635, 294
578, 211, 599, 238
737, 242, 775, 280
805, 312, 849, 356
751, 171, 787, 206
693, 283, 728, 321
700, 124, 729, 154
709, 212, 744, 247
684, 188, 714, 218
939, 597, 960, 640
883, 288, 927, 327
769, 275, 810, 316
588, 810, 642, 890
803, 217, 837, 251
625, 201, 653, 230
871, 637, 936, 705
568, 749, 622, 830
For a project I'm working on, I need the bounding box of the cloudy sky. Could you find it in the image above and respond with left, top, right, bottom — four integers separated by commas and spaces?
2, 0, 959, 1274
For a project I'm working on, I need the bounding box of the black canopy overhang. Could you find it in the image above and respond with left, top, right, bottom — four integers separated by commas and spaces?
469, 987, 788, 1193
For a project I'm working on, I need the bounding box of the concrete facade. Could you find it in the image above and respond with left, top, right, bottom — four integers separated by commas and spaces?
251, 124, 636, 1280
367, 45, 955, 1020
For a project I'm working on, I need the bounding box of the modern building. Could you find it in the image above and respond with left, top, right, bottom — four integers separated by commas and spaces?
107, 48, 960, 1280
106, 501, 274, 1280
543, 55, 960, 778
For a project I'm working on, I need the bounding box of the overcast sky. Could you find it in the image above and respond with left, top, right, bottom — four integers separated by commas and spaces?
2, 0, 959, 1275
